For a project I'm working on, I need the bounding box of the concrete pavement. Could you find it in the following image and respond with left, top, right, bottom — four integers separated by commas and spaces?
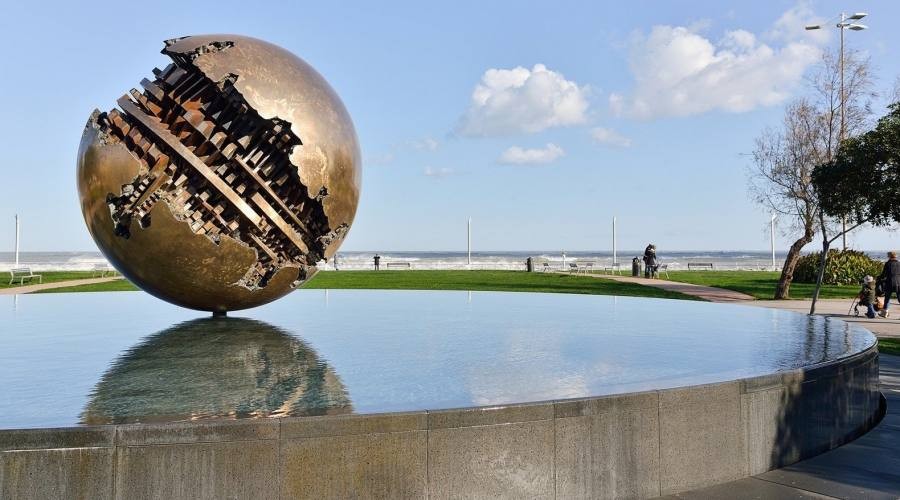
602, 274, 900, 338
599, 274, 757, 302
748, 299, 900, 339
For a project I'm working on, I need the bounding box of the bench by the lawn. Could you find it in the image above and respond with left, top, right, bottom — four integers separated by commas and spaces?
91, 264, 117, 278
568, 262, 594, 274
687, 262, 714, 270
8, 268, 42, 286
602, 262, 621, 275
385, 262, 411, 270
657, 263, 670, 279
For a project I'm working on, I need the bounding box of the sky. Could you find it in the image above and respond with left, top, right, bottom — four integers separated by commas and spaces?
1, 1, 899, 253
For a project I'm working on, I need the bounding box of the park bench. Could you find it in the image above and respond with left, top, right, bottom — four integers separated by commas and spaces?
91, 263, 116, 277
542, 262, 551, 272
687, 262, 714, 271
8, 268, 42, 286
657, 263, 670, 279
602, 262, 621, 275
568, 262, 592, 274
385, 262, 411, 270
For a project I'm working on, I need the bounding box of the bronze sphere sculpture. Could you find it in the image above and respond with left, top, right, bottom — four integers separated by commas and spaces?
77, 35, 361, 312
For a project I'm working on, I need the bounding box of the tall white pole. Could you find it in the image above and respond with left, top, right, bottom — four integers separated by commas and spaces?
14, 214, 20, 267
770, 214, 777, 270
840, 13, 847, 251
612, 216, 617, 265
467, 217, 471, 267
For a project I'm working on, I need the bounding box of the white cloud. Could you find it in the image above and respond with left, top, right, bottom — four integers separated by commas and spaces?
498, 143, 565, 165
409, 137, 439, 151
767, 2, 830, 45
591, 127, 632, 148
457, 64, 590, 136
367, 152, 395, 165
423, 166, 455, 178
611, 7, 825, 119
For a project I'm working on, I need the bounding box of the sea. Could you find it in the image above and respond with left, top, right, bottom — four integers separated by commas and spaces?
0, 250, 867, 273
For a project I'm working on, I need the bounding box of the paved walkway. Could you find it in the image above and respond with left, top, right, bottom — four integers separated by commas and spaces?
663, 354, 900, 499
748, 299, 900, 339
0, 276, 123, 295
599, 274, 756, 302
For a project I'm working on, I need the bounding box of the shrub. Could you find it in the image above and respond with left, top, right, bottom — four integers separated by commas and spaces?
794, 249, 883, 285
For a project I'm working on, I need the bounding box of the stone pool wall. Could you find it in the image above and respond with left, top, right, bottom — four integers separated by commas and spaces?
0, 345, 882, 499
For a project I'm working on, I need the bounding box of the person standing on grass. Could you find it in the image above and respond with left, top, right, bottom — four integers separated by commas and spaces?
878, 251, 900, 318
373, 253, 381, 271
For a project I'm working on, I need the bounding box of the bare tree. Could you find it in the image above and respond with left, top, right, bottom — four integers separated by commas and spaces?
748, 49, 874, 300
749, 101, 824, 299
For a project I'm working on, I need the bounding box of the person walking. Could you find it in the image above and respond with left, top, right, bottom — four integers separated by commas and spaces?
373, 253, 381, 271
878, 251, 900, 317
642, 244, 658, 279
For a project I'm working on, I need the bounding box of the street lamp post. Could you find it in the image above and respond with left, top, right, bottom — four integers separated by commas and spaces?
771, 213, 777, 270
14, 214, 19, 268
612, 216, 617, 266
467, 217, 472, 267
806, 12, 868, 251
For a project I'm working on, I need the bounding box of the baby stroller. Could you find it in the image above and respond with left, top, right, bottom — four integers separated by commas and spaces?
850, 276, 884, 317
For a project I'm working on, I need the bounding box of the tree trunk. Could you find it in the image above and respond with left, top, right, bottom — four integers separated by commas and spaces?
810, 239, 830, 315
775, 229, 815, 299
810, 212, 831, 315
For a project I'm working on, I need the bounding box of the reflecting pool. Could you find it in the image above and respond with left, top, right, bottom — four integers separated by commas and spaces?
0, 290, 875, 429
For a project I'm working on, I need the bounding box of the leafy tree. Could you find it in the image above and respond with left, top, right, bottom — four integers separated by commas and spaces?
814, 103, 900, 225
810, 103, 900, 312
748, 50, 874, 299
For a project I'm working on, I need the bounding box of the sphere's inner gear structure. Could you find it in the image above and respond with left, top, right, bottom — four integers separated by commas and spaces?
94, 39, 332, 290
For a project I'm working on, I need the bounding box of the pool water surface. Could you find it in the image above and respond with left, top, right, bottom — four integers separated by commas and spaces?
0, 290, 875, 429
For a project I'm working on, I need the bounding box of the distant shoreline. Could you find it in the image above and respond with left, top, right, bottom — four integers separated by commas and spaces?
0, 249, 890, 273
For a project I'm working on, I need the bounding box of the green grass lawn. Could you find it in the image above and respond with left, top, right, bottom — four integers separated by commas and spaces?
303, 270, 699, 300
879, 338, 900, 356
663, 271, 860, 300
25, 269, 860, 301
35, 270, 697, 300
0, 271, 105, 290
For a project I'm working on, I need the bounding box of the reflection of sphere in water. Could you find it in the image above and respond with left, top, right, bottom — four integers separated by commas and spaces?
81, 318, 351, 425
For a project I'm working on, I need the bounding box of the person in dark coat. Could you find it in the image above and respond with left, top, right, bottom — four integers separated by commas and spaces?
878, 251, 900, 317
642, 244, 658, 279
373, 254, 381, 271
